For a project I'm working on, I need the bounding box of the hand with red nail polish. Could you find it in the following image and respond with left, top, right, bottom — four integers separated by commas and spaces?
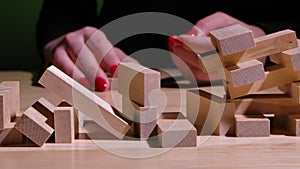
169, 11, 266, 84
42, 26, 139, 92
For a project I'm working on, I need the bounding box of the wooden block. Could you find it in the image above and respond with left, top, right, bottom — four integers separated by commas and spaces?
270, 46, 300, 71
222, 29, 298, 66
122, 96, 157, 140
0, 90, 11, 130
235, 115, 270, 137
287, 114, 300, 136
225, 60, 265, 87
15, 107, 54, 147
38, 65, 130, 139
0, 122, 23, 145
0, 81, 21, 118
210, 24, 255, 56
278, 82, 300, 104
157, 119, 197, 148
186, 89, 235, 136
226, 64, 300, 99
118, 62, 161, 106
54, 107, 74, 143
204, 29, 298, 69
31, 97, 55, 128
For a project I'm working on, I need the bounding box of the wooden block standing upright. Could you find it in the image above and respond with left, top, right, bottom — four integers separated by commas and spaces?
38, 65, 130, 139
157, 119, 197, 148
15, 107, 54, 147
186, 89, 235, 136
0, 90, 11, 130
210, 24, 255, 56
235, 115, 270, 137
54, 106, 74, 143
118, 62, 161, 107
0, 81, 21, 118
287, 114, 300, 136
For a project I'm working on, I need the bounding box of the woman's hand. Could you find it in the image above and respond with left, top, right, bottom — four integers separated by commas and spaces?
44, 26, 138, 91
168, 12, 266, 84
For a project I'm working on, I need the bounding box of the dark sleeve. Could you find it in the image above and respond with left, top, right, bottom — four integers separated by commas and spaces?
36, 0, 98, 61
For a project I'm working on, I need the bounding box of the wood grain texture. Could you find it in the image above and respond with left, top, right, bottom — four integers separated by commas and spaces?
235, 115, 270, 137
225, 59, 265, 87
38, 65, 131, 139
0, 90, 10, 130
54, 106, 74, 143
118, 62, 161, 107
15, 107, 54, 147
157, 119, 197, 147
210, 24, 255, 56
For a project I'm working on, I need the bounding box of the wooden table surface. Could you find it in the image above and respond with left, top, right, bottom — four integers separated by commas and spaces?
1, 70, 300, 169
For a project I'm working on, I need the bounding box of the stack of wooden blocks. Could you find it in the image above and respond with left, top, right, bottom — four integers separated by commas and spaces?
186, 24, 300, 137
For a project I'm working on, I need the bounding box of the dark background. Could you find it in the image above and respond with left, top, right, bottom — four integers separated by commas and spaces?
0, 0, 43, 72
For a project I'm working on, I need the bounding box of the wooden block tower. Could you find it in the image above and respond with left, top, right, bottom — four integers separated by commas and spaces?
186, 24, 300, 137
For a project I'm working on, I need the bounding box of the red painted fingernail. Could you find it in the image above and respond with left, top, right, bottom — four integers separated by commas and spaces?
110, 64, 118, 76
168, 36, 184, 48
78, 78, 92, 90
95, 77, 108, 92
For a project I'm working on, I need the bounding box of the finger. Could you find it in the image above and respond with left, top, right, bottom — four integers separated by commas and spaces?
84, 29, 120, 76
194, 11, 249, 36
52, 44, 92, 90
64, 32, 110, 92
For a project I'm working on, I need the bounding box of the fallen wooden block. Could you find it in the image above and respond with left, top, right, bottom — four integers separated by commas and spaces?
0, 122, 23, 145
54, 106, 74, 143
235, 115, 270, 137
118, 62, 161, 107
210, 24, 255, 56
157, 119, 197, 148
31, 97, 55, 128
38, 65, 130, 139
15, 107, 54, 147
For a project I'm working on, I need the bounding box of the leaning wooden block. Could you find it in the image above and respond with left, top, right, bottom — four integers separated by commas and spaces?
157, 119, 197, 148
287, 114, 300, 136
186, 89, 235, 136
0, 122, 23, 145
15, 107, 54, 147
54, 107, 74, 143
118, 62, 161, 106
210, 24, 255, 56
122, 96, 157, 140
32, 97, 55, 128
235, 115, 270, 137
225, 59, 265, 87
0, 81, 21, 118
38, 65, 130, 139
